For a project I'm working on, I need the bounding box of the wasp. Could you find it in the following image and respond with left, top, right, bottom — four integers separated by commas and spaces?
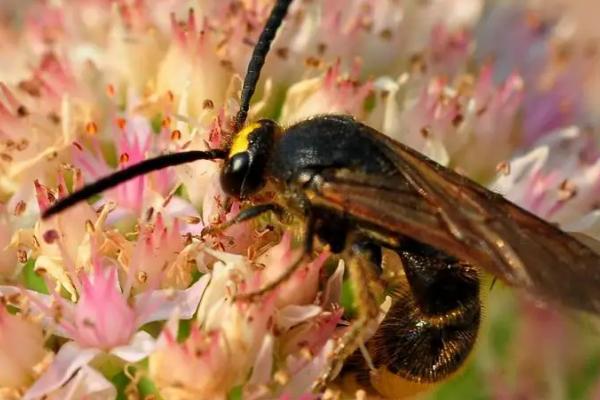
43, 0, 600, 398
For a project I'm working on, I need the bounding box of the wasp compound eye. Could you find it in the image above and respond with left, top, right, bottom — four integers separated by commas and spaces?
220, 150, 269, 199
222, 119, 279, 199
220, 152, 250, 198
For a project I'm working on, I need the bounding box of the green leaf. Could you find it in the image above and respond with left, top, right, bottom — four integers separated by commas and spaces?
139, 376, 161, 398
22, 259, 48, 294
228, 385, 243, 400
177, 319, 192, 341
151, 113, 163, 134
112, 370, 130, 400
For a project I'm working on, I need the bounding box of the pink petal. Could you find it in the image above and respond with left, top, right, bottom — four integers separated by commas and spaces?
276, 305, 322, 331
0, 286, 73, 338
282, 341, 335, 398
322, 260, 345, 309
135, 273, 210, 325
23, 342, 100, 400
248, 334, 274, 386
110, 331, 156, 363
46, 365, 116, 400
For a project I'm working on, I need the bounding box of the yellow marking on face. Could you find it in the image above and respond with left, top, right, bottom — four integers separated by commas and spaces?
229, 122, 261, 157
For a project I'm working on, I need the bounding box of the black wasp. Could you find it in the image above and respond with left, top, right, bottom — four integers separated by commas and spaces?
43, 0, 600, 398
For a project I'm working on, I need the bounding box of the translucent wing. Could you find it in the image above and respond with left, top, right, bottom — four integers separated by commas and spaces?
307, 124, 600, 314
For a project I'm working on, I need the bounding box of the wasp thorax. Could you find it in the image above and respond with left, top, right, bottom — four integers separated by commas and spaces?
220, 119, 280, 199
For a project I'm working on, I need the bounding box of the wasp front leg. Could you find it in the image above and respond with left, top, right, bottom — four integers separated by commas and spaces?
234, 208, 316, 301
313, 240, 383, 393
200, 203, 286, 237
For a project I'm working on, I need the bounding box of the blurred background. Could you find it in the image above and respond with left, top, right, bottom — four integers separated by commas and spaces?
0, 1, 599, 399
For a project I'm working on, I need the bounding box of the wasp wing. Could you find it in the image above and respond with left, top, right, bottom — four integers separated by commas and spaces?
307, 125, 600, 315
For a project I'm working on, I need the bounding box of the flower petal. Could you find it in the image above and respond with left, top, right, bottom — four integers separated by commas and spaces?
135, 273, 211, 325
0, 286, 72, 338
276, 305, 322, 331
322, 260, 345, 309
46, 365, 116, 400
23, 342, 99, 400
110, 331, 156, 363
248, 334, 274, 386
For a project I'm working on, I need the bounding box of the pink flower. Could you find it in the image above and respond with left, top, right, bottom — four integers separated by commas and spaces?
0, 256, 210, 399
523, 67, 584, 145
367, 64, 523, 179
492, 127, 600, 226
256, 233, 330, 308
428, 24, 472, 76
451, 65, 524, 178
150, 322, 234, 400
71, 263, 137, 349
121, 213, 198, 290
73, 115, 180, 221
201, 185, 260, 255
280, 61, 373, 125
156, 9, 232, 118
29, 173, 99, 298
153, 244, 345, 399
0, 81, 69, 200
0, 205, 19, 277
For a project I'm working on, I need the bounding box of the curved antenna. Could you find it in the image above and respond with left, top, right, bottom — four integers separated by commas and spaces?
234, 0, 293, 130
42, 149, 227, 219
44, 1, 293, 219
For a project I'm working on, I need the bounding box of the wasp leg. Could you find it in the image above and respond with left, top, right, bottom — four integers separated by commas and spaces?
201, 203, 285, 237
341, 240, 481, 399
313, 240, 382, 393
234, 214, 315, 301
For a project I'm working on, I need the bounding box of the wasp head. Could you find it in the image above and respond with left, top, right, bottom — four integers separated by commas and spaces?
220, 119, 280, 199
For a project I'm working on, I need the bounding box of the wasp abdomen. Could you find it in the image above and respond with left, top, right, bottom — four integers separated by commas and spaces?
371, 286, 480, 380
342, 246, 481, 399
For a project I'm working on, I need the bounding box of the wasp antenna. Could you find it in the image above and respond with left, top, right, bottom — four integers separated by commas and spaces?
42, 149, 227, 219
235, 0, 293, 130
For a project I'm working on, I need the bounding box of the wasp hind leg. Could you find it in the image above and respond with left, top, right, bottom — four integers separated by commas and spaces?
313, 240, 384, 393
341, 241, 481, 399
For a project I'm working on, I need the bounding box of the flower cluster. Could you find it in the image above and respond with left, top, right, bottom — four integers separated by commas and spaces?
0, 0, 599, 399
